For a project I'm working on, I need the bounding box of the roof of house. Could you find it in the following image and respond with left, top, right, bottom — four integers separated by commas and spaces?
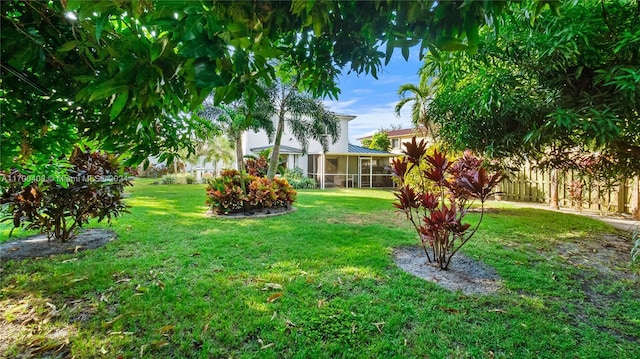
347, 144, 391, 155
249, 145, 303, 154
333, 113, 357, 121
385, 128, 420, 137
357, 127, 426, 140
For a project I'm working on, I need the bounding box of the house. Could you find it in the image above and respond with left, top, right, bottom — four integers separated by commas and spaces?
142, 113, 397, 188
243, 113, 395, 188
358, 126, 433, 154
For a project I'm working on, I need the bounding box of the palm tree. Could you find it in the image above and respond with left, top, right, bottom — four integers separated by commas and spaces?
180, 135, 234, 176
256, 79, 340, 180
197, 98, 274, 196
394, 76, 437, 136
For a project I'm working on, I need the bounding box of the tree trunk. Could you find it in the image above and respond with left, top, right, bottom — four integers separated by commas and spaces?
632, 176, 639, 220
550, 168, 560, 210
235, 133, 247, 200
267, 110, 286, 180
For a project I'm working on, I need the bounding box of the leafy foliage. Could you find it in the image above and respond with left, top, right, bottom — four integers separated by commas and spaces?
0, 148, 132, 241
205, 170, 296, 215
245, 156, 269, 178
198, 101, 274, 197
390, 137, 503, 269
159, 174, 177, 185
253, 78, 341, 180
281, 167, 318, 189
395, 80, 437, 136
365, 131, 391, 152
422, 0, 640, 177
205, 170, 247, 214
2, 0, 558, 181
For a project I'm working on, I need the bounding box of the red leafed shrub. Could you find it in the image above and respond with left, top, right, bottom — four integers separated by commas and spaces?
205, 169, 249, 214
273, 178, 296, 206
206, 170, 296, 214
0, 147, 133, 241
245, 156, 269, 177
248, 177, 278, 208
568, 180, 584, 212
389, 137, 503, 270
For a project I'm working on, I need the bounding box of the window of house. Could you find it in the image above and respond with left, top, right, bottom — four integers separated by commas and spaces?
392, 139, 400, 149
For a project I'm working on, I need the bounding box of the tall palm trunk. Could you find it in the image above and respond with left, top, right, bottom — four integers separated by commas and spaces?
267, 110, 286, 180
235, 133, 248, 208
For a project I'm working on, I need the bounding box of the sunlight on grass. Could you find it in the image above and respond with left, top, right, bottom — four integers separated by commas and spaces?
1, 183, 638, 358
337, 266, 380, 281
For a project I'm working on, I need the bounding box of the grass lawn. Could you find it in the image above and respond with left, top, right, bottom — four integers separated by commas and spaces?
1, 179, 639, 358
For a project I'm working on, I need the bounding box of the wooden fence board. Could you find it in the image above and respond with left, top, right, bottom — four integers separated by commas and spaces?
498, 168, 638, 216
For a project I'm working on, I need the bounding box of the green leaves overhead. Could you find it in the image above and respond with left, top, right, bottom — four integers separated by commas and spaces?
2, 0, 556, 177
423, 0, 640, 177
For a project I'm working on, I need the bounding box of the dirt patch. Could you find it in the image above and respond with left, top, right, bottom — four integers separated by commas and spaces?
393, 246, 503, 295
0, 228, 117, 262
555, 233, 634, 278
206, 206, 297, 219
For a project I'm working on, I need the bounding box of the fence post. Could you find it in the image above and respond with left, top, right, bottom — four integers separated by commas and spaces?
617, 179, 627, 214
550, 168, 560, 209
632, 176, 640, 220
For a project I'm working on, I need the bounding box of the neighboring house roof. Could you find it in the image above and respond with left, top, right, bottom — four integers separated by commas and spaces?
347, 144, 391, 155
357, 127, 427, 140
385, 128, 422, 138
249, 145, 303, 154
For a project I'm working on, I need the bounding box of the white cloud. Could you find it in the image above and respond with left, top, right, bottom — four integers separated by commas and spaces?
326, 101, 413, 144
323, 98, 359, 113
352, 88, 375, 95
324, 50, 422, 145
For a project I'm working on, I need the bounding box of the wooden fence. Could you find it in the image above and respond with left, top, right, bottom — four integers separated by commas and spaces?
497, 162, 640, 218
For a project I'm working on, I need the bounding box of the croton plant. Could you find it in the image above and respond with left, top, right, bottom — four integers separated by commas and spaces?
389, 137, 503, 270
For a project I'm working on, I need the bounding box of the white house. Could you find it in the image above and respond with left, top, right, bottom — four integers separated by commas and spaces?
243, 113, 395, 188
144, 113, 396, 188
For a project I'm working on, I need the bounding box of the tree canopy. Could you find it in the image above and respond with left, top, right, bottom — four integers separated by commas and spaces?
1, 0, 559, 181
254, 77, 340, 179
365, 131, 392, 152
423, 0, 639, 177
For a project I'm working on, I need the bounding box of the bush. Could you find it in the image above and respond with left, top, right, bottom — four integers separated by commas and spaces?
0, 147, 132, 241
206, 169, 296, 214
158, 173, 198, 184
281, 167, 317, 189
160, 174, 177, 184
389, 138, 503, 270
245, 156, 269, 177
205, 169, 247, 214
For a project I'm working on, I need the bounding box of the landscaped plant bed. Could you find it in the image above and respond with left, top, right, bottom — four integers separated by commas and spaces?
205, 169, 297, 215
0, 228, 116, 262
206, 205, 297, 219
393, 246, 503, 295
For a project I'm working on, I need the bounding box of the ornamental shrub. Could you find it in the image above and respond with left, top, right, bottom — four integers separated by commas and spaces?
281, 167, 317, 189
205, 169, 249, 214
160, 174, 177, 184
389, 137, 503, 270
205, 170, 296, 215
245, 156, 269, 177
0, 147, 132, 241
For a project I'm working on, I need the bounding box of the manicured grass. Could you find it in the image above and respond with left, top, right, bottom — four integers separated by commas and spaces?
1, 179, 638, 358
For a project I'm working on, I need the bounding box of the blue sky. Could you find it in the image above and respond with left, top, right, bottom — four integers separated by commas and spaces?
324, 49, 423, 145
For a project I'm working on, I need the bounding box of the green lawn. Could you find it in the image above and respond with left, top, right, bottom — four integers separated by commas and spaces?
1, 179, 639, 358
